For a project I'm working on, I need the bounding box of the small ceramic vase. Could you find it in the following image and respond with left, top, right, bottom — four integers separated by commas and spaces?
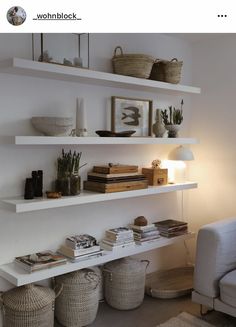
152, 109, 166, 137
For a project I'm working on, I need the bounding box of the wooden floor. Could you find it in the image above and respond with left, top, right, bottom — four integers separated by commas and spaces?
55, 295, 236, 327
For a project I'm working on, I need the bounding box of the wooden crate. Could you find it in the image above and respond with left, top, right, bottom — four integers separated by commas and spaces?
142, 168, 168, 186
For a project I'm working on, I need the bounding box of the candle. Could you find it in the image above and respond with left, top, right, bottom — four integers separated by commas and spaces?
76, 97, 87, 136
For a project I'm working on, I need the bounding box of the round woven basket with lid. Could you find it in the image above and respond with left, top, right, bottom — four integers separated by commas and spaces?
0, 284, 55, 327
55, 268, 100, 327
103, 257, 149, 310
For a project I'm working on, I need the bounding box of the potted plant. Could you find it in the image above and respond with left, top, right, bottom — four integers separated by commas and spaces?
161, 100, 183, 137
56, 149, 87, 196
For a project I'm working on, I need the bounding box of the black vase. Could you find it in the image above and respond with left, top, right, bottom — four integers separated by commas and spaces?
24, 178, 34, 200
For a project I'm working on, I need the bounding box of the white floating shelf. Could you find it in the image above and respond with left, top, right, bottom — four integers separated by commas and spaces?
0, 58, 201, 94
3, 136, 199, 145
1, 182, 197, 213
0, 233, 194, 286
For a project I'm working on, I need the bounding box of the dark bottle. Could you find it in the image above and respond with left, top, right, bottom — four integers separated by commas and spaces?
35, 170, 43, 197
31, 171, 38, 197
24, 178, 34, 200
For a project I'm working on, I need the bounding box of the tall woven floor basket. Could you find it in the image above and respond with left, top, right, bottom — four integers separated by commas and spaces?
55, 268, 100, 327
103, 257, 149, 310
0, 284, 55, 327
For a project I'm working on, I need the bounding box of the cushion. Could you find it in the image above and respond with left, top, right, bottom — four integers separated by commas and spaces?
220, 269, 236, 307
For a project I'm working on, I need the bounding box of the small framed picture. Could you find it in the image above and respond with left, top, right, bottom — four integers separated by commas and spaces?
111, 96, 153, 136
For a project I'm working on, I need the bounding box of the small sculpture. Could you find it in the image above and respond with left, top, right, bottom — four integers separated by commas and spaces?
38, 50, 53, 63
134, 216, 148, 226
152, 159, 161, 169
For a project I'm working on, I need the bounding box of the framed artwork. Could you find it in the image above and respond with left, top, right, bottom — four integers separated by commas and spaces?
111, 96, 153, 136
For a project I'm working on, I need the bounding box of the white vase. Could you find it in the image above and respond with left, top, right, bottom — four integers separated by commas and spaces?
76, 97, 88, 136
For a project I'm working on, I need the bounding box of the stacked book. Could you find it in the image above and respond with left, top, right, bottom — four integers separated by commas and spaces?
58, 234, 104, 262
14, 251, 67, 273
129, 223, 160, 245
100, 227, 135, 251
84, 164, 148, 193
154, 219, 188, 238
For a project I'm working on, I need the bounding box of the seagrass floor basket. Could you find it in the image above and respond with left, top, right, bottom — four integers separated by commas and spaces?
150, 58, 183, 84
55, 268, 100, 327
112, 46, 154, 79
0, 284, 55, 327
103, 257, 149, 310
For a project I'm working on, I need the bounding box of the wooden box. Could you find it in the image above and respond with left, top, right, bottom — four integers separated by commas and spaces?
142, 168, 168, 186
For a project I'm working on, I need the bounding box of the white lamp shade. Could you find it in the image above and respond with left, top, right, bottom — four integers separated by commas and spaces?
168, 145, 194, 161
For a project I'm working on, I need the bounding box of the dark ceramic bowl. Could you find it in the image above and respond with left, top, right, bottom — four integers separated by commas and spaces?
96, 130, 136, 137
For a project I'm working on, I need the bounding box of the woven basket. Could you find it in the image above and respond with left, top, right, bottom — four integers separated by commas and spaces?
0, 284, 55, 327
103, 257, 149, 310
112, 46, 154, 79
150, 58, 183, 84
55, 268, 100, 327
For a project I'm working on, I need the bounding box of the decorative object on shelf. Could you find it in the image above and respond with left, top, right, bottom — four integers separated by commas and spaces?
100, 227, 135, 251
129, 222, 160, 245
46, 191, 62, 199
31, 116, 74, 136
32, 170, 43, 197
112, 46, 154, 79
24, 178, 34, 200
55, 269, 100, 327
134, 216, 148, 226
56, 149, 87, 196
32, 33, 90, 68
66, 234, 98, 250
154, 219, 188, 238
150, 58, 183, 84
93, 164, 138, 174
103, 257, 149, 310
95, 130, 136, 137
161, 100, 184, 138
84, 164, 148, 193
152, 109, 166, 137
76, 97, 88, 136
0, 284, 55, 327
111, 96, 153, 136
168, 145, 194, 161
142, 159, 168, 186
14, 250, 67, 273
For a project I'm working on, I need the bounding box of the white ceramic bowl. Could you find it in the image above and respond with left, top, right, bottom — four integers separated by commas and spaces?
31, 117, 74, 136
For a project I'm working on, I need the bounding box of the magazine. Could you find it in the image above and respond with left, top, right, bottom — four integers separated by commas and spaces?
15, 251, 67, 273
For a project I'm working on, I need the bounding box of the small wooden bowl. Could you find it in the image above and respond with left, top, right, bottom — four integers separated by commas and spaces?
46, 191, 62, 199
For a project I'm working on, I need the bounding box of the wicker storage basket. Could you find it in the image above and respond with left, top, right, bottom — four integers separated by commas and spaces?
55, 268, 100, 327
150, 58, 183, 84
103, 257, 149, 310
0, 284, 55, 327
112, 46, 154, 79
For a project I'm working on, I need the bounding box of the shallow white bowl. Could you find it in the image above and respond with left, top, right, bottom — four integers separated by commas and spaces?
31, 117, 74, 136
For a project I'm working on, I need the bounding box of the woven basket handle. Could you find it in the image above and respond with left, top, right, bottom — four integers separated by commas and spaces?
141, 259, 150, 270
85, 271, 101, 289
114, 46, 124, 57
171, 58, 178, 62
54, 283, 63, 298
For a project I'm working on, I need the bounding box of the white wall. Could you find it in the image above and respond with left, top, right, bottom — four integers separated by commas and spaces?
186, 34, 236, 259
0, 33, 194, 319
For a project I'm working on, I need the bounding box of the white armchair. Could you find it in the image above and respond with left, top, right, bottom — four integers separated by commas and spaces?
192, 217, 236, 317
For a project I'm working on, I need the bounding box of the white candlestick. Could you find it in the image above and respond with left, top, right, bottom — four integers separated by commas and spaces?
76, 97, 87, 136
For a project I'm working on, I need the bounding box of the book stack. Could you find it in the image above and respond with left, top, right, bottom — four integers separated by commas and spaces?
14, 251, 67, 273
100, 227, 135, 251
84, 164, 148, 193
129, 223, 160, 244
154, 219, 188, 238
58, 234, 104, 262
